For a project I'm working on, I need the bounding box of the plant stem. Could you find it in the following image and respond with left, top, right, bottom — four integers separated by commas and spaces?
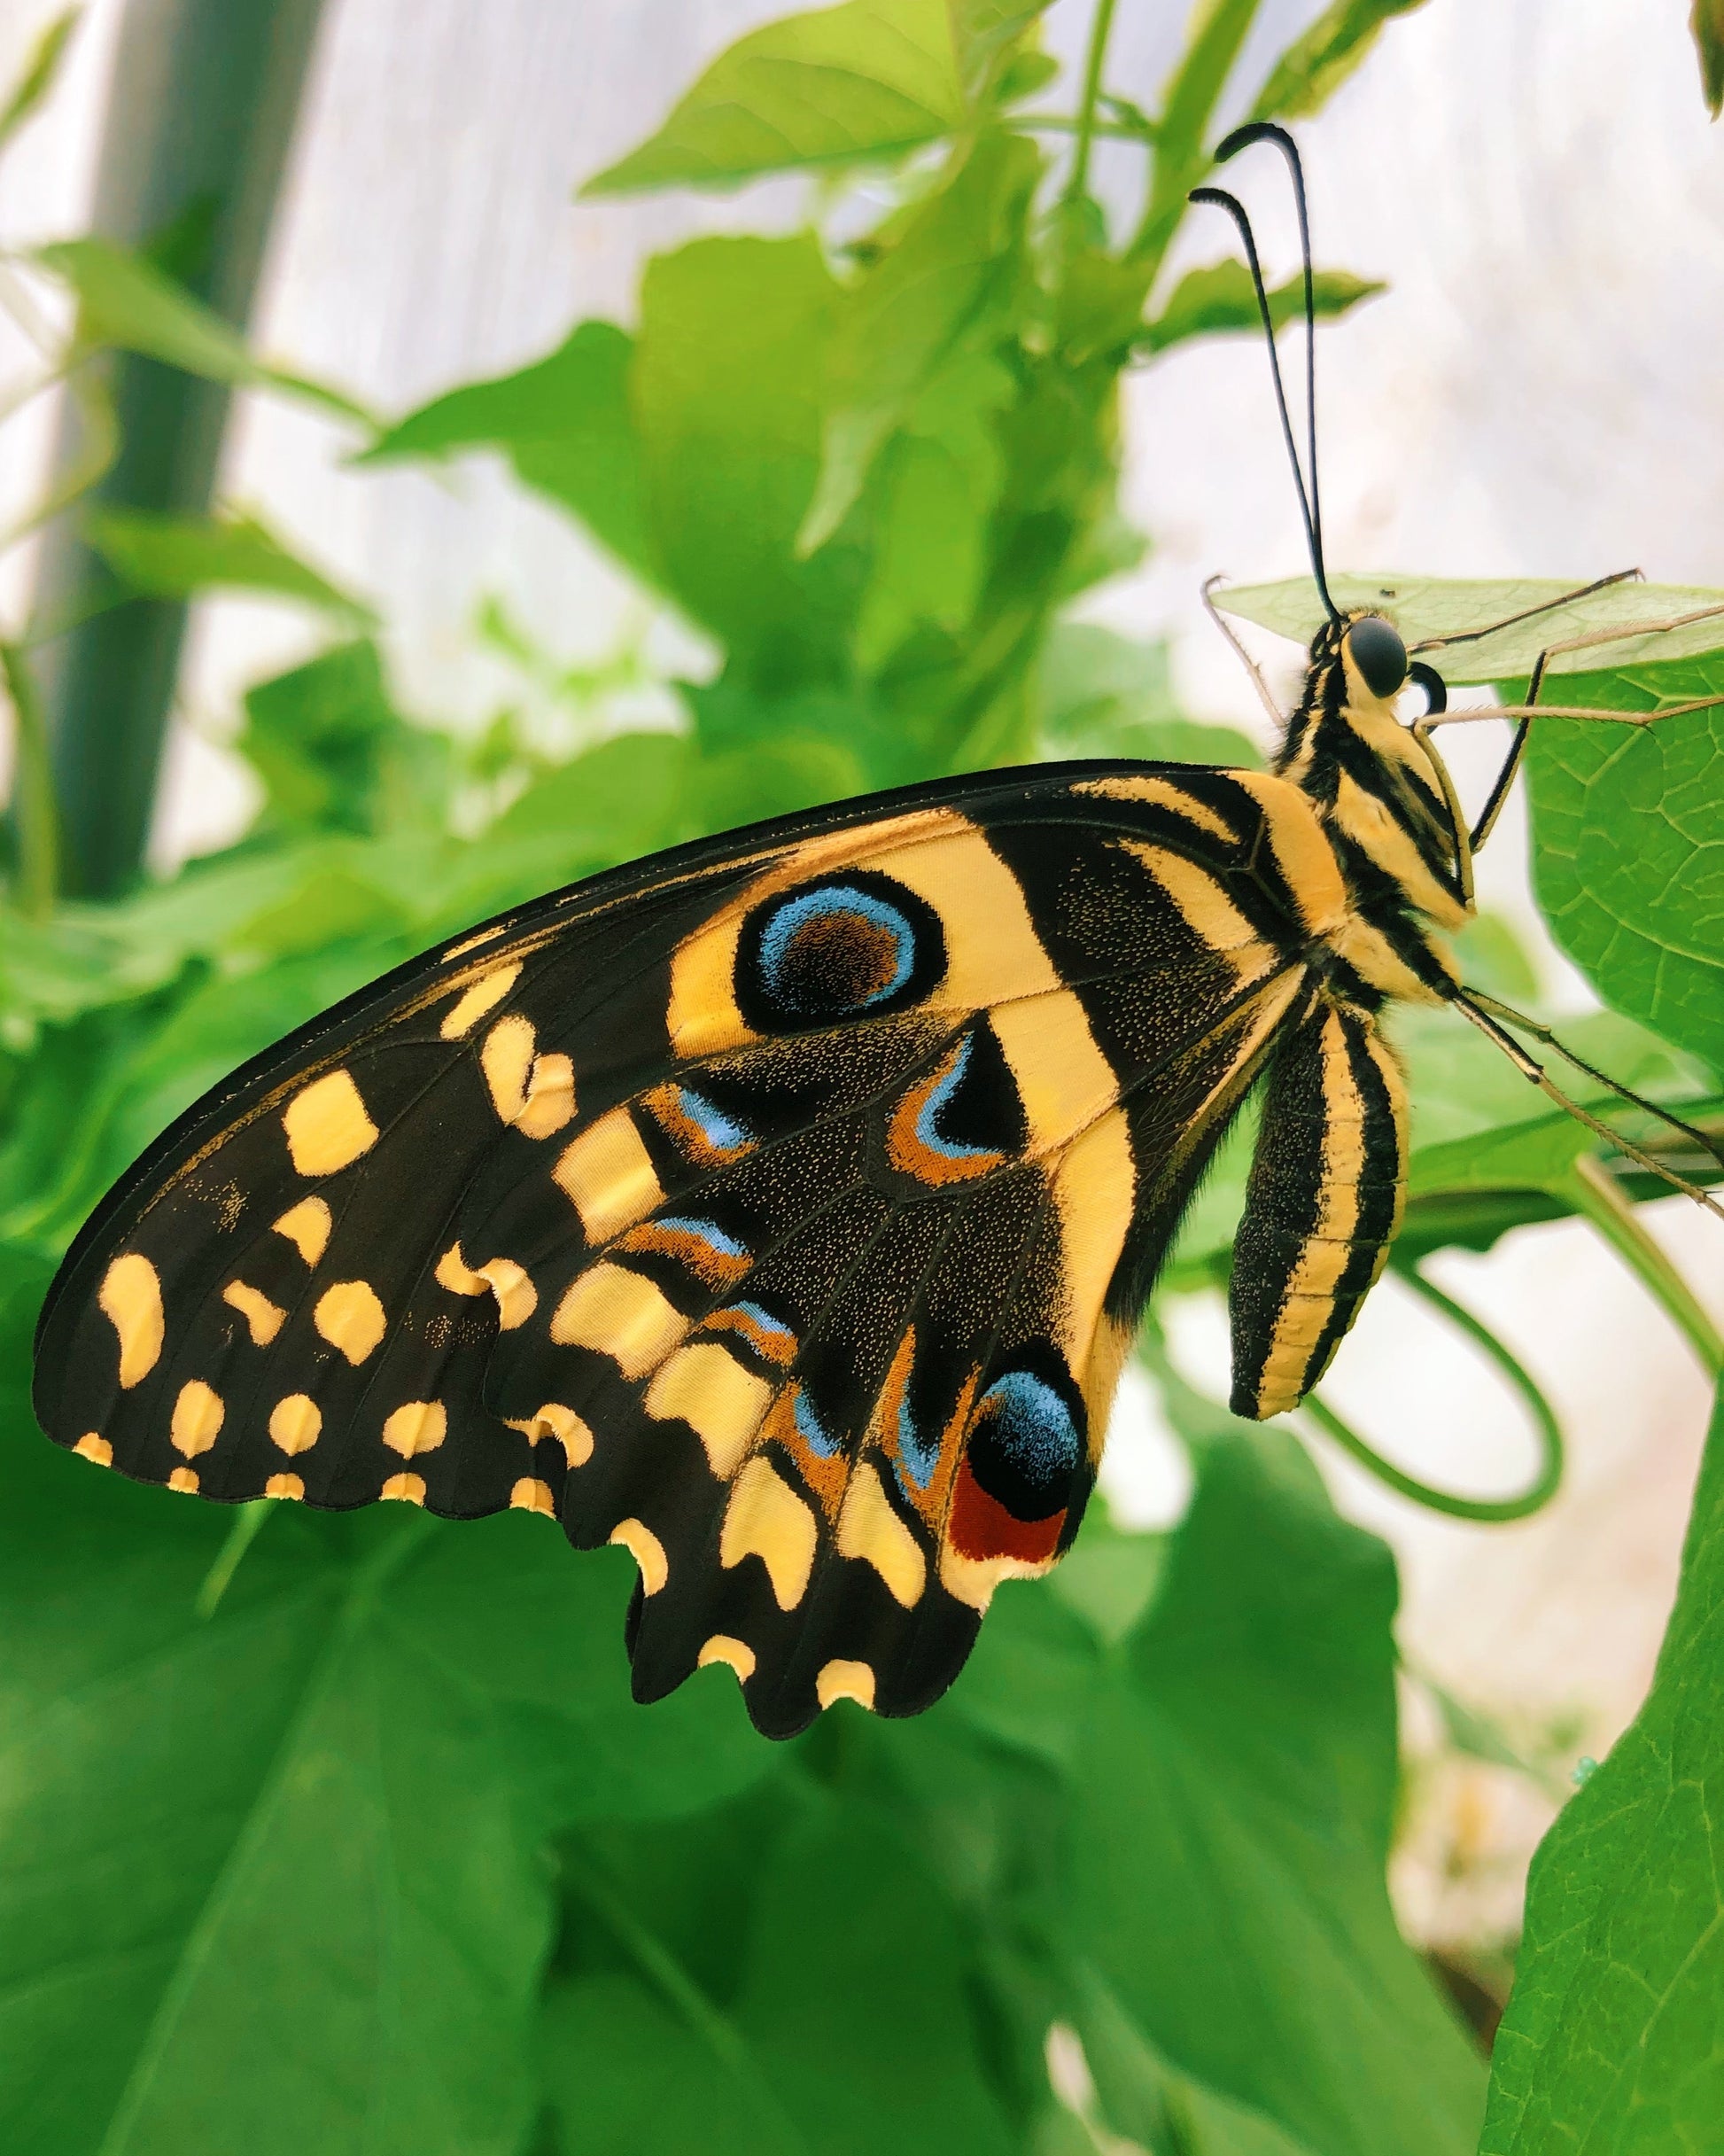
1564, 1152, 1724, 1375
2, 637, 59, 917
1065, 0, 1121, 211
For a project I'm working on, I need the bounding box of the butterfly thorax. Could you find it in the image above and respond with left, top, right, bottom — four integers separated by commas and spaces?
1271, 611, 1471, 1005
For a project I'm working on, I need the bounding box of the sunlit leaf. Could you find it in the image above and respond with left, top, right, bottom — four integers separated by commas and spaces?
1249, 0, 1431, 123
1691, 0, 1724, 116
0, 7, 79, 155
1480, 1382, 1724, 2151
1139, 261, 1381, 355
1214, 572, 1724, 681
360, 322, 657, 585
35, 237, 369, 424
87, 508, 374, 622
582, 0, 967, 196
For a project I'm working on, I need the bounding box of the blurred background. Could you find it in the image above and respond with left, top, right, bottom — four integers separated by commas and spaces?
4, 0, 1720, 1980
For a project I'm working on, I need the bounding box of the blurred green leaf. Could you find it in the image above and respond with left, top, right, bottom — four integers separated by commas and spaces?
1249, 0, 1431, 122
635, 236, 854, 687
582, 0, 967, 196
0, 1294, 771, 2156
86, 508, 374, 622
361, 323, 657, 586
1034, 622, 1262, 767
0, 8, 79, 155
546, 1805, 1017, 2156
1481, 1382, 1724, 2151
1139, 260, 1381, 355
35, 237, 369, 424
1068, 1415, 1486, 2156
1215, 572, 1724, 681
484, 730, 688, 858
799, 129, 1037, 553
237, 642, 442, 837
1691, 0, 1724, 114
1524, 658, 1724, 1069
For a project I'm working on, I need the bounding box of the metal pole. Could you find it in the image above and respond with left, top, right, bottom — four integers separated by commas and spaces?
31, 0, 328, 898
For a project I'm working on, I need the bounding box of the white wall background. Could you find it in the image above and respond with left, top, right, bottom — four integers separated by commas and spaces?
4, 0, 1721, 1958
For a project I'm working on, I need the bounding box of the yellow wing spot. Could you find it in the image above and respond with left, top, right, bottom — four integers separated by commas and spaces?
481, 1016, 536, 1120
222, 1280, 286, 1346
283, 1070, 379, 1177
439, 960, 522, 1038
167, 1467, 200, 1494
98, 1253, 164, 1389
835, 1464, 926, 1607
170, 1380, 224, 1459
516, 1054, 575, 1140
264, 1474, 305, 1500
313, 1280, 386, 1364
509, 1477, 557, 1517
501, 1402, 594, 1467
698, 1635, 757, 1682
550, 1264, 688, 1380
990, 991, 1118, 1156
273, 1196, 332, 1265
269, 1394, 322, 1455
382, 1400, 447, 1458
553, 1109, 664, 1243
610, 1517, 668, 1594
74, 1434, 113, 1467
434, 1242, 538, 1330
719, 1456, 817, 1611
816, 1660, 876, 1712
441, 925, 508, 963
644, 1343, 772, 1477
381, 1472, 426, 1504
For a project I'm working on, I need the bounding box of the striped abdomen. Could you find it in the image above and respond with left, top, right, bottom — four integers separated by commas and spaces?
1228, 1000, 1409, 1419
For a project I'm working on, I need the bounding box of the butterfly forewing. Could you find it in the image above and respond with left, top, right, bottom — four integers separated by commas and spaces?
35, 762, 1317, 1737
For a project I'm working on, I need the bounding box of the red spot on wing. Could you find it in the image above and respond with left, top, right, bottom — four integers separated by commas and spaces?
948, 1455, 1065, 1565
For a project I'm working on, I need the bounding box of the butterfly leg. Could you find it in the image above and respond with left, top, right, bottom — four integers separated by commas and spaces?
1228, 1000, 1408, 1419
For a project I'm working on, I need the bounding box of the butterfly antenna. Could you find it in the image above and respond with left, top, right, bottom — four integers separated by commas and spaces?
1192, 129, 1339, 626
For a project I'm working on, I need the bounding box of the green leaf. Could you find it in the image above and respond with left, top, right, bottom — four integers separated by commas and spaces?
483, 731, 688, 860
851, 348, 1013, 667
0, 7, 79, 154
546, 1807, 1016, 2156
1067, 1419, 1487, 2156
798, 128, 1038, 553
1138, 261, 1382, 355
1033, 624, 1262, 768
1691, 0, 1724, 115
35, 237, 369, 424
1524, 657, 1724, 1070
237, 641, 444, 837
0, 1296, 771, 2156
581, 0, 967, 196
360, 323, 657, 585
1480, 1382, 1724, 2151
1249, 0, 1431, 123
86, 509, 375, 623
1214, 572, 1724, 682
634, 235, 854, 687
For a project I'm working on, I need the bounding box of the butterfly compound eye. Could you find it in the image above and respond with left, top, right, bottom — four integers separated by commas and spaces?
1344, 615, 1409, 699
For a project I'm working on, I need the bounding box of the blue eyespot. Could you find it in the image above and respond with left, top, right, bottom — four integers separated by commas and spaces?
736, 871, 945, 1032
967, 1365, 1083, 1522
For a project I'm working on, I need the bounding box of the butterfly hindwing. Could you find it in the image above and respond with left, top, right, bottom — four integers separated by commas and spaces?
35, 761, 1322, 1736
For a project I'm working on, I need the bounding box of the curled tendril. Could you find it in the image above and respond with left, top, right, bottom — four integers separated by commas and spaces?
1300, 1263, 1565, 1523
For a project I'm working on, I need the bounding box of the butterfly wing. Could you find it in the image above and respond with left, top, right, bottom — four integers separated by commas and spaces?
35, 761, 1316, 1736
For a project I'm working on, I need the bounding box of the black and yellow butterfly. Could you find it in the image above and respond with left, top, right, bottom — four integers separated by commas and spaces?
29, 128, 1720, 1739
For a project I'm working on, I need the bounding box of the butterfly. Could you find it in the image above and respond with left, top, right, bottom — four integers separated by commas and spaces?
29, 127, 1722, 1740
